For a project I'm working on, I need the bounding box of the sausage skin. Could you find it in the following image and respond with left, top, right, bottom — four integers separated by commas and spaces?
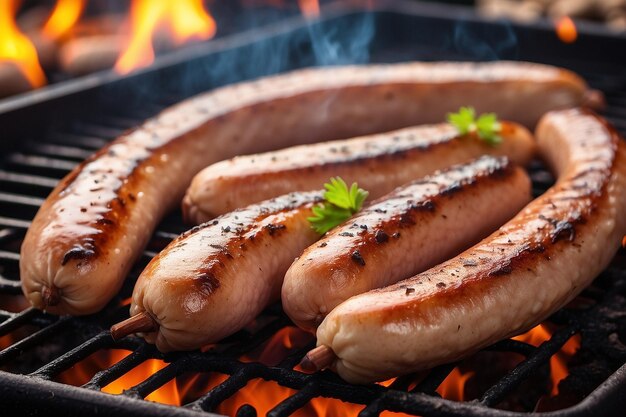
184, 122, 534, 222
315, 109, 626, 383
20, 61, 589, 315
283, 156, 531, 332
129, 192, 321, 352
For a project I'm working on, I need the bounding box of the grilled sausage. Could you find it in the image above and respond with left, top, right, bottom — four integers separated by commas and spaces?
20, 61, 589, 315
114, 192, 322, 351
309, 109, 626, 384
283, 156, 531, 332
114, 156, 531, 351
184, 122, 534, 222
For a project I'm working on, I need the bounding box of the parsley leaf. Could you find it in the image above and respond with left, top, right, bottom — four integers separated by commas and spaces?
447, 106, 475, 135
308, 177, 369, 234
447, 106, 502, 146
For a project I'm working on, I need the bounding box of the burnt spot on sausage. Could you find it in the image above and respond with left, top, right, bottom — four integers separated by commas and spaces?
195, 272, 220, 295
375, 230, 389, 244
264, 223, 286, 236
534, 244, 546, 253
61, 240, 97, 266
409, 200, 435, 212
551, 220, 576, 243
436, 282, 447, 288
441, 181, 463, 196
339, 232, 354, 237
538, 214, 577, 243
351, 250, 366, 266
488, 262, 513, 276
183, 224, 206, 238
399, 212, 415, 227
319, 242, 327, 247
96, 218, 115, 226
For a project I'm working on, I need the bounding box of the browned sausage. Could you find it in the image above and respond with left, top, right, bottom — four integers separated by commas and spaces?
20, 61, 590, 315
283, 156, 531, 331
184, 122, 534, 222
309, 109, 626, 383
113, 192, 321, 351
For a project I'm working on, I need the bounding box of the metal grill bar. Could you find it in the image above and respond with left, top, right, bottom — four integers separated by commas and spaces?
44, 133, 110, 149
0, 217, 30, 229
0, 192, 45, 207
0, 308, 38, 334
479, 326, 579, 406
268, 382, 321, 417
5, 154, 78, 173
22, 143, 94, 160
130, 362, 187, 399
84, 346, 151, 390
30, 332, 113, 380
0, 318, 70, 364
0, 171, 58, 189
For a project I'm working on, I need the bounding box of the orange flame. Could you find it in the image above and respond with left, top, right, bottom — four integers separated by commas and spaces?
115, 0, 216, 75
0, 0, 46, 88
298, 0, 320, 18
54, 322, 581, 413
101, 351, 182, 405
0, 334, 14, 350
437, 368, 474, 401
555, 16, 577, 44
513, 324, 581, 396
42, 0, 86, 41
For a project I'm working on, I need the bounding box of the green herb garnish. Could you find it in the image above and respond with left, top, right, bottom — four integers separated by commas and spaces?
447, 106, 502, 146
308, 177, 369, 234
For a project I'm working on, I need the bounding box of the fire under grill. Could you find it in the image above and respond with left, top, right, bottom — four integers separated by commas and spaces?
1, 2, 626, 416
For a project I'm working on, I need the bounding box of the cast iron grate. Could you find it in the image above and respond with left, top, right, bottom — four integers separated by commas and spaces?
1, 3, 626, 416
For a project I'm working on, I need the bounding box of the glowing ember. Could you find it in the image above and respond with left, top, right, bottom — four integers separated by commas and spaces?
42, 0, 86, 41
555, 16, 577, 44
513, 324, 581, 396
56, 321, 580, 413
0, 334, 14, 350
298, 0, 320, 17
115, 0, 216, 75
216, 378, 421, 416
101, 352, 181, 405
0, 0, 46, 87
240, 326, 314, 366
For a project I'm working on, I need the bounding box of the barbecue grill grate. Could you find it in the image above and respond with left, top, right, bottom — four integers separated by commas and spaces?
1, 2, 626, 416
